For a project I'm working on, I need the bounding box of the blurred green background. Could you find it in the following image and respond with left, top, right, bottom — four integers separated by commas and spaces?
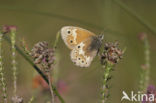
0, 0, 156, 103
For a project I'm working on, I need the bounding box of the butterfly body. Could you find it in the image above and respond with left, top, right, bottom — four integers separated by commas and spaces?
61, 26, 103, 67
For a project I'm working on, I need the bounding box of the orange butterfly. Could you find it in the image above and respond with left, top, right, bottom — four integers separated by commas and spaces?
61, 26, 103, 67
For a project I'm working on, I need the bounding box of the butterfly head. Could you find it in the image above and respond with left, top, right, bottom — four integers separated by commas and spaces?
97, 34, 104, 42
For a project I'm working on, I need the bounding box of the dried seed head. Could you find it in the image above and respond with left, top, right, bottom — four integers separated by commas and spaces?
100, 42, 123, 65
12, 96, 23, 103
41, 48, 55, 70
142, 85, 156, 103
141, 64, 148, 70
31, 41, 48, 64
2, 25, 17, 33
31, 41, 55, 72
147, 85, 156, 94
138, 32, 147, 41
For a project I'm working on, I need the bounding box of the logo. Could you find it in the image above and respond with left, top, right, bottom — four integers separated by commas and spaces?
121, 91, 155, 102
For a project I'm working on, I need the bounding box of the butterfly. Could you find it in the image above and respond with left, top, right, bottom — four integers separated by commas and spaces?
61, 26, 104, 67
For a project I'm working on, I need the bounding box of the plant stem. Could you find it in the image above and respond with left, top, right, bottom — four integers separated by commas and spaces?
0, 5, 102, 30
0, 5, 127, 37
101, 62, 114, 103
28, 96, 34, 103
47, 71, 55, 103
0, 33, 8, 103
139, 35, 150, 93
113, 0, 156, 35
2, 34, 65, 103
1, 4, 156, 36
10, 30, 17, 97
144, 37, 150, 86
53, 32, 60, 50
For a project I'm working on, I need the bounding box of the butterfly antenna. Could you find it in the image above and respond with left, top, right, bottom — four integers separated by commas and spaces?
97, 34, 104, 55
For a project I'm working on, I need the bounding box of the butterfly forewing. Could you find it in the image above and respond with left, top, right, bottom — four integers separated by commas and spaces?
61, 26, 95, 49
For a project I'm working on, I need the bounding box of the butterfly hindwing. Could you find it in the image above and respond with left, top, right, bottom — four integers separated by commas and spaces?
61, 26, 95, 49
70, 37, 98, 67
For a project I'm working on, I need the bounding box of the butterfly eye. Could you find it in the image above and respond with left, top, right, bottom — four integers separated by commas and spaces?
67, 30, 71, 34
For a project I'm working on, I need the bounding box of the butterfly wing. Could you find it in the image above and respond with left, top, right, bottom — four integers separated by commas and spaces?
70, 36, 100, 67
61, 26, 95, 49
